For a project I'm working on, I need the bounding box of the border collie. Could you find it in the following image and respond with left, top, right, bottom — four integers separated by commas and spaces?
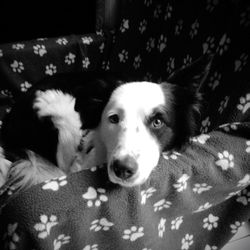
0, 55, 213, 190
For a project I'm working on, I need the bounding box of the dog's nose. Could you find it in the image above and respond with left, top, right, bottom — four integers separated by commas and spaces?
111, 157, 138, 180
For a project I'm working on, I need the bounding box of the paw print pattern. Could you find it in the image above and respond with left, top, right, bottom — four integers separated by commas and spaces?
234, 53, 248, 72
171, 216, 183, 230
183, 54, 192, 66
20, 81, 32, 92
141, 187, 157, 204
139, 19, 147, 34
219, 122, 240, 132
191, 134, 210, 144
133, 55, 142, 69
164, 3, 173, 20
82, 57, 90, 68
45, 64, 57, 75
203, 36, 216, 54
53, 234, 71, 250
56, 38, 68, 45
237, 93, 250, 114
203, 214, 219, 231
118, 50, 128, 63
146, 37, 155, 52
120, 19, 129, 33
237, 174, 250, 188
190, 19, 199, 39
208, 71, 221, 90
12, 43, 25, 50
144, 0, 152, 7
123, 226, 144, 241
99, 42, 105, 53
193, 183, 212, 194
175, 19, 183, 35
166, 57, 175, 74
154, 4, 162, 18
82, 187, 108, 207
3, 223, 20, 250
42, 176, 67, 191
153, 199, 172, 212
240, 7, 250, 28
181, 234, 194, 250
10, 60, 24, 73
33, 44, 47, 57
193, 202, 212, 213
205, 244, 218, 250
206, 0, 219, 12
173, 174, 190, 192
83, 244, 98, 250
34, 215, 58, 239
236, 189, 250, 206
217, 33, 231, 55
90, 218, 114, 232
158, 35, 167, 52
200, 117, 211, 133
82, 36, 93, 45
158, 218, 166, 238
215, 151, 234, 170
65, 52, 76, 65
246, 141, 250, 153
230, 221, 244, 234
162, 151, 181, 160
218, 96, 230, 113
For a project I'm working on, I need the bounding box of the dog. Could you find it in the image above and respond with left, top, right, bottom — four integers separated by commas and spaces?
0, 54, 213, 191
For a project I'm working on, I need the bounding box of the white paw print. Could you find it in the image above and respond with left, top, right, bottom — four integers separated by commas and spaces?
45, 63, 57, 75
144, 0, 152, 7
146, 37, 155, 52
65, 52, 76, 65
205, 244, 218, 250
173, 174, 190, 192
240, 7, 250, 28
33, 44, 47, 57
158, 218, 166, 238
20, 81, 32, 92
230, 221, 244, 234
99, 42, 105, 53
102, 60, 110, 71
217, 33, 231, 55
218, 96, 230, 113
10, 60, 24, 73
181, 234, 194, 250
246, 141, 250, 153
215, 151, 234, 170
166, 57, 175, 74
83, 244, 98, 250
162, 151, 181, 160
90, 218, 114, 232
34, 215, 58, 239
219, 122, 240, 132
203, 36, 216, 55
234, 53, 248, 72
153, 199, 172, 212
203, 214, 219, 231
56, 38, 68, 45
3, 223, 19, 250
183, 54, 192, 66
175, 19, 183, 35
236, 189, 250, 206
82, 36, 93, 45
193, 183, 212, 194
133, 55, 142, 69
118, 49, 128, 63
193, 202, 212, 213
200, 116, 211, 133
123, 226, 144, 241
191, 134, 210, 144
42, 176, 67, 191
171, 216, 183, 230
158, 35, 167, 52
208, 71, 221, 90
120, 19, 129, 33
154, 4, 162, 18
190, 19, 199, 39
82, 186, 108, 207
141, 187, 157, 204
237, 93, 250, 114
164, 3, 173, 20
144, 72, 153, 81
206, 0, 219, 12
53, 234, 71, 250
12, 43, 25, 50
82, 57, 90, 68
237, 174, 250, 188
139, 19, 147, 34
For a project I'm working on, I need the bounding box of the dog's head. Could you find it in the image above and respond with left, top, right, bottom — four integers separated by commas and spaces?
75, 55, 213, 187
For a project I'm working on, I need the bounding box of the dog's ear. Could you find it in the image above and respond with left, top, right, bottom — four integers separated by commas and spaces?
167, 54, 214, 90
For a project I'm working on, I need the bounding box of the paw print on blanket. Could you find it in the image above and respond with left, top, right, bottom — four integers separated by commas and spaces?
208, 71, 221, 90
218, 96, 230, 113
65, 52, 76, 65
82, 36, 93, 45
54, 234, 71, 250
230, 221, 245, 234
90, 218, 114, 232
133, 55, 142, 69
164, 3, 173, 20
45, 63, 57, 75
237, 93, 250, 114
205, 244, 218, 250
153, 4, 162, 18
158, 218, 166, 238
20, 81, 32, 92
171, 216, 183, 230
153, 199, 172, 212
203, 214, 219, 231
200, 117, 211, 133
12, 43, 25, 50
189, 19, 199, 39
193, 183, 212, 194
246, 141, 250, 153
42, 176, 67, 191
237, 174, 250, 188
139, 19, 147, 34
118, 49, 128, 63
193, 202, 212, 213
56, 38, 68, 45
141, 187, 157, 204
217, 33, 231, 56
175, 19, 183, 35
162, 151, 181, 160
191, 134, 210, 144
183, 54, 192, 67
146, 37, 155, 52
166, 57, 175, 74
120, 19, 129, 33
34, 215, 58, 239
10, 60, 24, 73
3, 223, 19, 250
206, 0, 219, 12
83, 244, 98, 250
236, 189, 250, 206
234, 53, 248, 72
240, 7, 250, 27
157, 35, 167, 52
82, 187, 108, 207
33, 44, 47, 57
144, 0, 152, 7
203, 36, 216, 55
219, 122, 240, 132
173, 174, 190, 192
123, 226, 144, 241
181, 234, 194, 250
82, 57, 90, 68
215, 151, 234, 170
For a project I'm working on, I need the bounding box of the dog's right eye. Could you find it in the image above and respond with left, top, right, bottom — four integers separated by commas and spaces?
108, 114, 120, 124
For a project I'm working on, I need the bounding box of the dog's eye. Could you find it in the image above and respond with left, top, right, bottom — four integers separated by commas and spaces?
151, 118, 164, 129
108, 114, 119, 124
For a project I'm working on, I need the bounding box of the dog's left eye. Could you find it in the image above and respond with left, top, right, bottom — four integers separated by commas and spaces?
151, 118, 164, 129
108, 114, 120, 124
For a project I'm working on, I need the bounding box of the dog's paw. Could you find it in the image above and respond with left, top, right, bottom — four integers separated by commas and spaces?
33, 90, 76, 119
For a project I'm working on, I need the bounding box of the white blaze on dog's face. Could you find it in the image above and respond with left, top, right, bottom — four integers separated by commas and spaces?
96, 81, 173, 187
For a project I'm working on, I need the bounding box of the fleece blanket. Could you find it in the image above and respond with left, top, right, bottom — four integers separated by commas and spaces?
0, 122, 250, 250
